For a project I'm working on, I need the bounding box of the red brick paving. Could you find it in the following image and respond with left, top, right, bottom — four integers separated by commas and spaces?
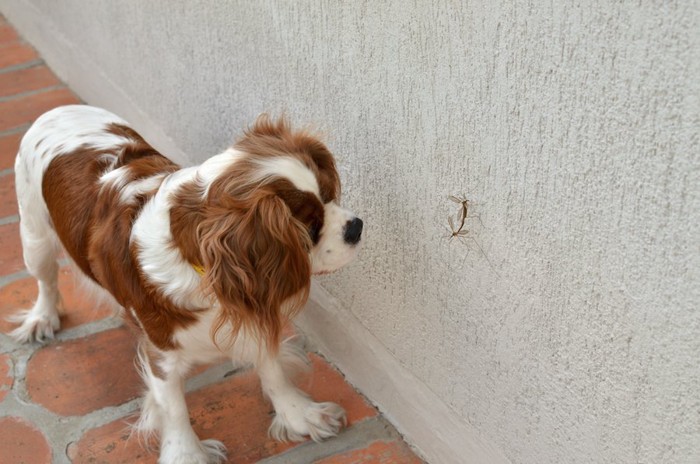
67, 419, 156, 464
0, 173, 18, 216
0, 131, 23, 170
0, 417, 52, 464
25, 326, 142, 416
0, 267, 114, 335
0, 87, 79, 131
314, 441, 424, 464
0, 21, 20, 43
0, 41, 38, 69
0, 15, 423, 464
0, 65, 61, 98
302, 355, 379, 424
0, 353, 12, 402
0, 222, 24, 277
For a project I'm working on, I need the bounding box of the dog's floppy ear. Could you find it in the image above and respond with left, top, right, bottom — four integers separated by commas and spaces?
198, 189, 311, 352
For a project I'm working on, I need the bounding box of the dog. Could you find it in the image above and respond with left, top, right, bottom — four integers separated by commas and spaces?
11, 105, 363, 463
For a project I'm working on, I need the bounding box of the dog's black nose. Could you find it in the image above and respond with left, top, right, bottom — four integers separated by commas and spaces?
344, 218, 363, 245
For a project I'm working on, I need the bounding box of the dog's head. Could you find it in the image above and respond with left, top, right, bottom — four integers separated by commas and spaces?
195, 116, 362, 349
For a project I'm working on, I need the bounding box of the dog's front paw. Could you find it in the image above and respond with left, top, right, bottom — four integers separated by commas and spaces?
303, 402, 347, 441
200, 440, 227, 463
159, 438, 226, 464
270, 401, 347, 443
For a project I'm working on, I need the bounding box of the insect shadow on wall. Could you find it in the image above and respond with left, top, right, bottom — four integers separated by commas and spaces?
446, 194, 499, 275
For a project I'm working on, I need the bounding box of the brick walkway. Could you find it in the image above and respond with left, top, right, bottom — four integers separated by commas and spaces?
0, 15, 422, 464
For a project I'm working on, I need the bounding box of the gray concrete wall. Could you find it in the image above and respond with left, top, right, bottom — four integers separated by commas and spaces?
3, 1, 699, 463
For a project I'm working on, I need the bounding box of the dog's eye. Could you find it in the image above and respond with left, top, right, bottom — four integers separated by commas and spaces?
309, 223, 321, 244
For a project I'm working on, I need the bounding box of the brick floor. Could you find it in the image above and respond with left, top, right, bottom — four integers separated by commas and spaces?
0, 20, 20, 43
0, 131, 23, 170
0, 416, 52, 464
0, 41, 38, 69
0, 65, 60, 98
314, 441, 424, 464
0, 173, 17, 217
0, 15, 424, 464
0, 222, 23, 276
0, 87, 79, 131
26, 327, 143, 416
0, 353, 12, 402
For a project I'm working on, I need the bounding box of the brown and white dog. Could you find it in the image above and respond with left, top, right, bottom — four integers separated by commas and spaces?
11, 105, 363, 463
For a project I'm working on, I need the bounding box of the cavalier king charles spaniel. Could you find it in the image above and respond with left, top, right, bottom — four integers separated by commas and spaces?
11, 105, 362, 463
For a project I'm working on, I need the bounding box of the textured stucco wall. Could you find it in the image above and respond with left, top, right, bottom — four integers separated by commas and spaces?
3, 1, 699, 463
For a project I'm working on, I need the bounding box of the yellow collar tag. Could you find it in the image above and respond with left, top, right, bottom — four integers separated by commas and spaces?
192, 264, 206, 276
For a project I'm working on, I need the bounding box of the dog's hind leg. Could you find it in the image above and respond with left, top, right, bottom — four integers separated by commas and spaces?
9, 145, 64, 343
8, 205, 63, 343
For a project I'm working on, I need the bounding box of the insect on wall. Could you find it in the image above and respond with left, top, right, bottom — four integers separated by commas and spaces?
446, 194, 498, 275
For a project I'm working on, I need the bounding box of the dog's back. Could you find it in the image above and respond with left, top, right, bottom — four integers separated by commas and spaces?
12, 105, 181, 341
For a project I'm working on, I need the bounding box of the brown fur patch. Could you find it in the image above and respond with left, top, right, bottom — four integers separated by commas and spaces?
43, 140, 196, 350
235, 115, 341, 203
42, 147, 112, 280
170, 182, 206, 269
195, 161, 317, 353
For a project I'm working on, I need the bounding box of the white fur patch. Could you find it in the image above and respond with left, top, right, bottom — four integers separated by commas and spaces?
311, 203, 362, 274
198, 148, 245, 197
22, 105, 128, 172
119, 174, 168, 204
253, 156, 320, 195
99, 170, 167, 205
131, 179, 208, 309
198, 149, 245, 184
15, 105, 129, 226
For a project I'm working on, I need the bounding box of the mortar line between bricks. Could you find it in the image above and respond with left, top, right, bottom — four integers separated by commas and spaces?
52, 316, 124, 343
1, 303, 122, 356
0, 269, 30, 288
184, 360, 244, 393
0, 59, 44, 75
0, 320, 123, 358
0, 214, 19, 225
258, 416, 402, 464
0, 123, 31, 138
0, 84, 66, 103
0, 167, 13, 177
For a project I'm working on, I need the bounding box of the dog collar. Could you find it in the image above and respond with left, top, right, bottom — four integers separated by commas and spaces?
192, 264, 206, 276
